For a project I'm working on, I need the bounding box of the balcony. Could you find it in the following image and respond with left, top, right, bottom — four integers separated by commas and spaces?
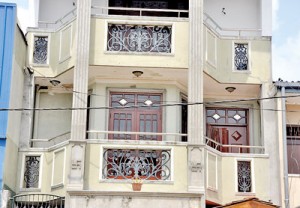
19, 139, 189, 194
11, 194, 64, 208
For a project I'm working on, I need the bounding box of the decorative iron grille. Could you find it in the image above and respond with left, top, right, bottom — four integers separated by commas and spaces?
237, 161, 252, 192
132, 0, 168, 9
11, 194, 64, 208
107, 24, 172, 53
33, 36, 48, 64
23, 156, 40, 188
234, 43, 248, 70
102, 149, 171, 180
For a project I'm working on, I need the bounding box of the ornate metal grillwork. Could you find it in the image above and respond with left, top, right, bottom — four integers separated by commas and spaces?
107, 24, 172, 53
237, 161, 252, 192
24, 156, 40, 188
33, 36, 48, 64
234, 43, 248, 70
132, 0, 168, 9
11, 194, 64, 208
102, 149, 171, 180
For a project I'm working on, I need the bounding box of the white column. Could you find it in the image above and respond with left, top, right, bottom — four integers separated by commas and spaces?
187, 0, 205, 197
68, 0, 91, 189
188, 0, 204, 144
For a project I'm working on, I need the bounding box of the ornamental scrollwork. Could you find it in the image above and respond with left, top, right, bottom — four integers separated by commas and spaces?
24, 156, 40, 188
33, 36, 48, 64
107, 24, 172, 53
237, 161, 252, 192
234, 43, 248, 70
103, 149, 171, 180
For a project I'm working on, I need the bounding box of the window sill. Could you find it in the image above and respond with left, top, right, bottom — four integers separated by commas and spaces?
235, 192, 255, 196
99, 179, 174, 185
20, 188, 41, 192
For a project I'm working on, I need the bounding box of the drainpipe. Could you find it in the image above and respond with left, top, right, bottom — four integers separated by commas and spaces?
281, 86, 290, 208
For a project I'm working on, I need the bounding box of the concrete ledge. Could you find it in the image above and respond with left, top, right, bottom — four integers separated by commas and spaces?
67, 190, 204, 198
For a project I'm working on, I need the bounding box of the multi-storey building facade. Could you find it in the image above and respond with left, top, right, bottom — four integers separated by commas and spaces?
0, 3, 27, 207
275, 81, 300, 208
1, 0, 280, 207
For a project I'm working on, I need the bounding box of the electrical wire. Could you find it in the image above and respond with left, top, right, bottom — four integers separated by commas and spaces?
2, 93, 300, 111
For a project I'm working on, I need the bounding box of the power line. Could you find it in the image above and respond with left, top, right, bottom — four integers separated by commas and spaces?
2, 93, 300, 112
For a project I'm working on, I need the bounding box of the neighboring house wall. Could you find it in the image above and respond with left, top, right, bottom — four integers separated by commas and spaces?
0, 3, 17, 206
0, 3, 27, 206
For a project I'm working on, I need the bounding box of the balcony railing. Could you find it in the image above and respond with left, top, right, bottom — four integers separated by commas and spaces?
92, 6, 188, 18
203, 13, 262, 38
87, 130, 187, 141
31, 132, 71, 148
37, 8, 77, 30
102, 148, 171, 180
11, 194, 64, 208
107, 24, 172, 53
205, 136, 265, 154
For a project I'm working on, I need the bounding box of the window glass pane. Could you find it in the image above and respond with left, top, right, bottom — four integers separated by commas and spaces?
239, 118, 246, 124
228, 118, 236, 124
146, 120, 151, 132
207, 117, 215, 124
228, 110, 236, 117
206, 110, 215, 116
217, 110, 225, 117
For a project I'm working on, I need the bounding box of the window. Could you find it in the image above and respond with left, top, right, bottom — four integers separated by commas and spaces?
287, 125, 300, 174
102, 148, 171, 180
237, 160, 252, 193
109, 92, 162, 140
234, 43, 248, 71
107, 24, 172, 53
206, 108, 248, 153
33, 36, 48, 64
22, 155, 41, 188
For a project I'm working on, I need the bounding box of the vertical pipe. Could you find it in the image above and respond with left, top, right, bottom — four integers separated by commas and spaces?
281, 86, 290, 208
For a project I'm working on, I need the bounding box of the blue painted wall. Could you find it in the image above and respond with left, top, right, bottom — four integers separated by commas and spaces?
0, 3, 16, 202
0, 3, 16, 138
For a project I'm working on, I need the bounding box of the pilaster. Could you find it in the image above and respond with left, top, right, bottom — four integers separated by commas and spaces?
187, 0, 205, 195
188, 0, 204, 144
68, 0, 91, 189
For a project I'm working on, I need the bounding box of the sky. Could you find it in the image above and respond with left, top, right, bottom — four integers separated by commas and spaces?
0, 0, 298, 82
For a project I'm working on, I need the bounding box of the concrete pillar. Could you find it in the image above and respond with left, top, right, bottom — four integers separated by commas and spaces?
1, 190, 11, 208
188, 0, 204, 144
19, 69, 34, 148
260, 83, 281, 206
187, 0, 205, 198
68, 0, 91, 189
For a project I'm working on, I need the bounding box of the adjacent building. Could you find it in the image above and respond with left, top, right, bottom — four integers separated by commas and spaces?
0, 2, 27, 207
1, 0, 281, 208
275, 81, 300, 208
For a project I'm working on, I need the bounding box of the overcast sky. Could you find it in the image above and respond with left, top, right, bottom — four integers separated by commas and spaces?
0, 0, 298, 82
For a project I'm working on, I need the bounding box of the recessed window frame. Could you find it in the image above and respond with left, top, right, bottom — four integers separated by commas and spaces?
99, 145, 174, 183
31, 33, 51, 66
232, 41, 251, 73
104, 20, 175, 56
286, 124, 300, 175
235, 158, 255, 194
20, 153, 43, 191
108, 91, 163, 141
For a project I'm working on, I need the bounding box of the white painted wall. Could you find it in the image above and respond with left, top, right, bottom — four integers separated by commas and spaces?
34, 92, 72, 139
38, 0, 76, 22
261, 0, 272, 36
204, 0, 261, 30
